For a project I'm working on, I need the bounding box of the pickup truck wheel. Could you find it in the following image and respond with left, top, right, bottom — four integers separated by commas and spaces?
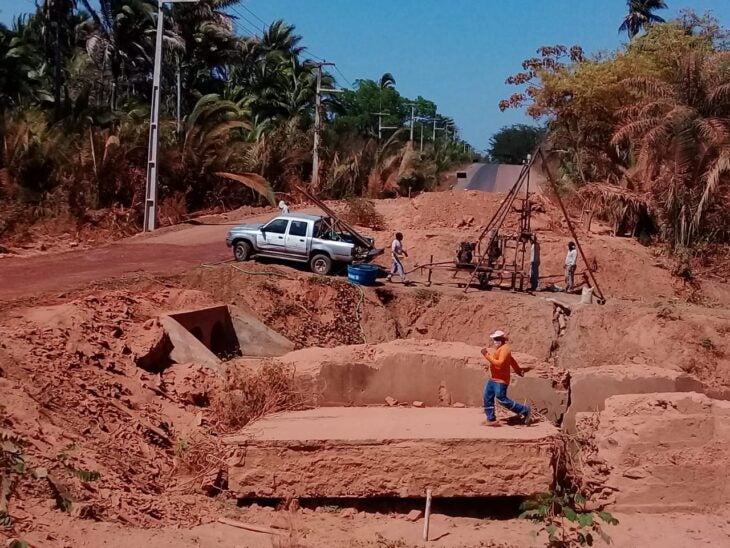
233, 240, 252, 262
310, 254, 332, 275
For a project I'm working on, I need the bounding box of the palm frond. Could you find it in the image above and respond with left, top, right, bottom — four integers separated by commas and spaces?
215, 171, 276, 206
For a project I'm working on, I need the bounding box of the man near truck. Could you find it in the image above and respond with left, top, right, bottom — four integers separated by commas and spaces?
386, 232, 408, 283
481, 330, 531, 426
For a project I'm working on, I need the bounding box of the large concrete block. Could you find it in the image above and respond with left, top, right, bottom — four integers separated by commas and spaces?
585, 392, 730, 513
564, 364, 708, 432
276, 339, 569, 423
225, 407, 559, 498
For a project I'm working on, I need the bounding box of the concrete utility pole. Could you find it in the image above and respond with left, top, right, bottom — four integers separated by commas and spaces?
175, 57, 182, 134
373, 112, 398, 141
144, 0, 199, 233
432, 119, 447, 141
312, 61, 340, 190
409, 104, 415, 142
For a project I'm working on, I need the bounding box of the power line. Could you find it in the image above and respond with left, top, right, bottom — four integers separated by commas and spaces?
241, 2, 268, 26
228, 6, 261, 37
232, 3, 355, 88
334, 65, 353, 88
230, 7, 265, 35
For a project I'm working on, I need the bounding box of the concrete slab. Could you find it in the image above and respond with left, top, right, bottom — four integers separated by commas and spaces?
273, 339, 569, 423
564, 365, 706, 432
583, 392, 730, 513
225, 407, 559, 499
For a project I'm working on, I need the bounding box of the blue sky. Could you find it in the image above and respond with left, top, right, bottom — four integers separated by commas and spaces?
2, 1, 729, 150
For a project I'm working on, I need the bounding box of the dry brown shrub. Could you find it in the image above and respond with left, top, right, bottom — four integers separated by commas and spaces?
342, 197, 385, 230
158, 192, 188, 226
175, 432, 225, 476
211, 361, 305, 432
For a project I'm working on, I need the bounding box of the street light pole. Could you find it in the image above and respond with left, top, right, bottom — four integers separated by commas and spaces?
143, 0, 198, 233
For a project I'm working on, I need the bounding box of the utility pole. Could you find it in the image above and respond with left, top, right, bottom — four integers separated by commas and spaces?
432, 119, 447, 141
409, 104, 415, 142
175, 57, 182, 134
312, 61, 339, 190
144, 0, 199, 233
373, 112, 398, 141
420, 123, 424, 152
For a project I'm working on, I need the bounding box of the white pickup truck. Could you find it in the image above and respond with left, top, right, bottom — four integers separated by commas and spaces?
225, 213, 382, 275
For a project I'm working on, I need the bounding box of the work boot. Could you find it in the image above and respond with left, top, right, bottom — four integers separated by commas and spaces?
482, 420, 502, 427
523, 408, 532, 426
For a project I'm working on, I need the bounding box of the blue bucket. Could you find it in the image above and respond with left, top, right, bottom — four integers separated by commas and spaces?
347, 264, 380, 286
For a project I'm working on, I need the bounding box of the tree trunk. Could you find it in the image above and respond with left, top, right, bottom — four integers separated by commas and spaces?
53, 3, 63, 121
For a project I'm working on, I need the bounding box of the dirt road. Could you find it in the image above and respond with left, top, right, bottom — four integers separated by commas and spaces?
0, 223, 236, 302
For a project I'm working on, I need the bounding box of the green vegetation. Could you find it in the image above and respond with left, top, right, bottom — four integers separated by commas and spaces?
520, 486, 619, 547
501, 10, 730, 255
0, 1, 472, 237
487, 124, 545, 164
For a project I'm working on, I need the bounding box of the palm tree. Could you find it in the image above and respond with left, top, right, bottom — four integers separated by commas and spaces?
38, 0, 77, 120
79, 0, 170, 109
619, 0, 668, 41
169, 0, 241, 113
379, 72, 396, 90
612, 51, 730, 248
258, 19, 304, 58
0, 21, 45, 168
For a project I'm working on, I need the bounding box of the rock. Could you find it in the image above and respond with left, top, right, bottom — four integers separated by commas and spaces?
412, 401, 425, 408
581, 392, 730, 512
406, 509, 423, 521
564, 365, 707, 433
339, 508, 357, 518
385, 396, 398, 407
271, 515, 291, 529
131, 324, 173, 373
32, 467, 48, 479
452, 402, 466, 408
622, 467, 647, 479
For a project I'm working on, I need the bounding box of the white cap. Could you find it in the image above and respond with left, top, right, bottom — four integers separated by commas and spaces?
490, 330, 508, 340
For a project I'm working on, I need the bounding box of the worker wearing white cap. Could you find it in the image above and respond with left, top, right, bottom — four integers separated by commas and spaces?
480, 330, 531, 426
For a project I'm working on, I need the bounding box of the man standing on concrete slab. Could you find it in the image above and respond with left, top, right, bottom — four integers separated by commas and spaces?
386, 232, 408, 284
564, 241, 577, 292
529, 234, 540, 292
481, 330, 531, 426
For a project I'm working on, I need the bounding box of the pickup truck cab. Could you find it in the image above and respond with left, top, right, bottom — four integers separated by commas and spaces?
225, 213, 382, 275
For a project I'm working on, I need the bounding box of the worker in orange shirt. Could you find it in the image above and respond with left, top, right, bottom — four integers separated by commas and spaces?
481, 330, 531, 426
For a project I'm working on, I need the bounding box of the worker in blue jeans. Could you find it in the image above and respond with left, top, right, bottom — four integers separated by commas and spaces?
481, 330, 531, 426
